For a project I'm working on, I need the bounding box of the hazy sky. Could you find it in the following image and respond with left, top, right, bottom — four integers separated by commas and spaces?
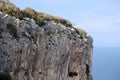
10, 0, 120, 47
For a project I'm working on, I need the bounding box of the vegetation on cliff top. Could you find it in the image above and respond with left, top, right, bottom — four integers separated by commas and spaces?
0, 0, 87, 39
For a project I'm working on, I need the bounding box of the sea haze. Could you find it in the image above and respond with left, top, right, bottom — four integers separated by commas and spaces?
92, 47, 120, 80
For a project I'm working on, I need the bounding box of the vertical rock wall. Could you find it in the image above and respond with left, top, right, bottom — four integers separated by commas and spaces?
0, 13, 93, 80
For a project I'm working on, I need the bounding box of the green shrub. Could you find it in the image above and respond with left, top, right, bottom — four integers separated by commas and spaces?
52, 16, 73, 28
36, 13, 45, 26
23, 7, 37, 20
3, 9, 16, 16
18, 10, 32, 20
0, 1, 19, 17
0, 1, 15, 11
36, 13, 53, 26
76, 28, 87, 39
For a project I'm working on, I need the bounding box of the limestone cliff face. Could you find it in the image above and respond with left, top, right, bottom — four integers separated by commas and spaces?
0, 12, 93, 80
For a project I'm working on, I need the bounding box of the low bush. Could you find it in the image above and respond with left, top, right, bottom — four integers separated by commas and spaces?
76, 28, 87, 39
23, 7, 37, 20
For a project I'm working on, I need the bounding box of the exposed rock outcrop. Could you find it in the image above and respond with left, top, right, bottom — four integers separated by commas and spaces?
0, 12, 93, 80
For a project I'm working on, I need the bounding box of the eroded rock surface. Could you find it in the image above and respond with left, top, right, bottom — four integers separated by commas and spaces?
0, 12, 93, 80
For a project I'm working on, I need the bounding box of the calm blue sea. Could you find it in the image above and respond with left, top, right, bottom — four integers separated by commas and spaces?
92, 47, 120, 80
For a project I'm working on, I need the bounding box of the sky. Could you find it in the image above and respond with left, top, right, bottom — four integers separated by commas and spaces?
10, 0, 120, 47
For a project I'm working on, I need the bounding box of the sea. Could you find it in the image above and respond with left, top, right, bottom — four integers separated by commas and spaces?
92, 47, 120, 80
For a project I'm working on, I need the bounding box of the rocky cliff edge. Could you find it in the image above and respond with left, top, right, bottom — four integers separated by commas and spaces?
0, 6, 93, 80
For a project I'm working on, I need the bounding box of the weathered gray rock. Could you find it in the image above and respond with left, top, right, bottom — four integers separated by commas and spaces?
0, 12, 93, 80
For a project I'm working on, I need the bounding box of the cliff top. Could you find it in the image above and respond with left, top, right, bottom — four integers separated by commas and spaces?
0, 1, 87, 39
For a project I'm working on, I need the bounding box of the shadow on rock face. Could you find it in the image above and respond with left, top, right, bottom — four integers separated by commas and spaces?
68, 71, 78, 77
0, 72, 12, 80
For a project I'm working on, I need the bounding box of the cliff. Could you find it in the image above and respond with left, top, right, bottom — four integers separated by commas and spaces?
0, 12, 93, 80
0, 2, 93, 80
